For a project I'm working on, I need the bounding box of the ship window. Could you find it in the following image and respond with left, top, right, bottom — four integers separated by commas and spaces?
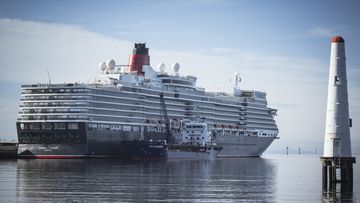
123, 126, 131, 131
42, 123, 53, 130
54, 123, 66, 130
20, 123, 25, 130
68, 123, 78, 130
133, 126, 139, 132
29, 123, 40, 130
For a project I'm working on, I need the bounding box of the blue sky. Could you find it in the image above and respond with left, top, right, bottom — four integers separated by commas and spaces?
2, 0, 360, 57
0, 0, 359, 153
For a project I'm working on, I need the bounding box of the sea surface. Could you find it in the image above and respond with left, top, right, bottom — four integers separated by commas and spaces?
0, 154, 359, 202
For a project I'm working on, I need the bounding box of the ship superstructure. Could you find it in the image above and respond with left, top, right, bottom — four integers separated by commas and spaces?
16, 43, 278, 158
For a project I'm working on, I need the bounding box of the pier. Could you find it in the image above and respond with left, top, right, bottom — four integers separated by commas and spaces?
0, 142, 18, 159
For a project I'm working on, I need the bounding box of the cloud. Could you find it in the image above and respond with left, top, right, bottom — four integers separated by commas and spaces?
305, 27, 335, 38
0, 18, 359, 151
0, 18, 133, 84
0, 18, 328, 91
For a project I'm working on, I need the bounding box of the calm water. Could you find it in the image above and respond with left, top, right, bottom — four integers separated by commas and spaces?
0, 155, 359, 202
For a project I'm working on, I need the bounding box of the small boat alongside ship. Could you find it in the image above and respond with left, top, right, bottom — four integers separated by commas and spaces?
167, 120, 222, 160
160, 92, 222, 160
121, 119, 223, 160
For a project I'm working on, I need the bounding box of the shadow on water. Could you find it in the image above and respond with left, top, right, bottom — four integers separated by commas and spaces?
14, 158, 276, 202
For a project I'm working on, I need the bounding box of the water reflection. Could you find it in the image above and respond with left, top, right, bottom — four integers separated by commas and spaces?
323, 190, 354, 203
322, 181, 355, 202
0, 160, 17, 202
15, 158, 276, 202
268, 154, 358, 203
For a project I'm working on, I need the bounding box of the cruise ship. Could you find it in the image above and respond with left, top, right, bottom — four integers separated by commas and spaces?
16, 43, 278, 158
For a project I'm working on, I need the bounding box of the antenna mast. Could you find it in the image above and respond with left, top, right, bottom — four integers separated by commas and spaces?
46, 68, 52, 85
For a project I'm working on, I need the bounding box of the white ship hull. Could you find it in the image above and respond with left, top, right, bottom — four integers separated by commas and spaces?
217, 136, 276, 157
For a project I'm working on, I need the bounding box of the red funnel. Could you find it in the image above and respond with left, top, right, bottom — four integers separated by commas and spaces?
128, 43, 150, 75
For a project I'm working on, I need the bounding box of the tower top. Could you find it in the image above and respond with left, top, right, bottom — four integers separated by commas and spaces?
332, 36, 344, 43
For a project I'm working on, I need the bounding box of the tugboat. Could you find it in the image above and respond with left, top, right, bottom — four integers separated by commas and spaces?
167, 120, 222, 160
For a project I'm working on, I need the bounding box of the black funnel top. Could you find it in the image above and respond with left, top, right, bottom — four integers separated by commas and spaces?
133, 43, 149, 55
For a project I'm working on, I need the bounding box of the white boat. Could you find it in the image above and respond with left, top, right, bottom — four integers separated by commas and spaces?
167, 120, 222, 160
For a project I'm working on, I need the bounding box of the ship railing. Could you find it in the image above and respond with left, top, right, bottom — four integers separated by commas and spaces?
130, 83, 206, 96
21, 83, 87, 88
19, 103, 86, 108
